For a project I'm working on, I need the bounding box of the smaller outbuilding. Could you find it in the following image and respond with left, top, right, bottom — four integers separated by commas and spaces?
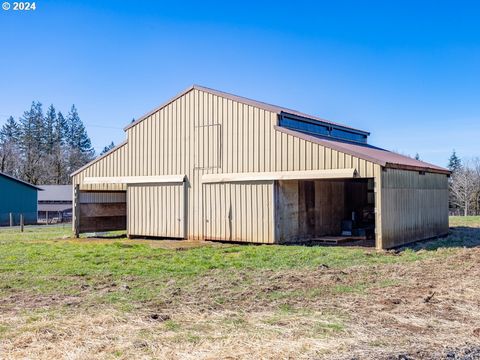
38, 185, 72, 223
0, 172, 41, 226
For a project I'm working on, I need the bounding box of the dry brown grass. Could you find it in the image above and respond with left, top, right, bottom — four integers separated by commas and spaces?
1, 246, 480, 359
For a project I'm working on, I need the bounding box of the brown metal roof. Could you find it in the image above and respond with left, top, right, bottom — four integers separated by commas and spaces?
276, 126, 450, 175
124, 85, 369, 134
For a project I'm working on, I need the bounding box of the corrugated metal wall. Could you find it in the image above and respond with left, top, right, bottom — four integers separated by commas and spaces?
203, 182, 274, 243
72, 87, 448, 248
124, 89, 378, 241
379, 168, 449, 248
0, 175, 38, 225
72, 142, 129, 191
127, 184, 185, 238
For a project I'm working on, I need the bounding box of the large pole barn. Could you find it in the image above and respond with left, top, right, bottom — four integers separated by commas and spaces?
71, 85, 450, 249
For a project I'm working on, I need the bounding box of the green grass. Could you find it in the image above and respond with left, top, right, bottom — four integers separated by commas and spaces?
449, 215, 480, 227
0, 218, 477, 309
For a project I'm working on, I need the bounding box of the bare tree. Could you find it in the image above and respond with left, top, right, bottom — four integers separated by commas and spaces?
450, 162, 477, 216
470, 158, 480, 215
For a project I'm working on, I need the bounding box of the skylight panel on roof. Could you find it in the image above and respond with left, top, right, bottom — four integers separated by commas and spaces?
279, 114, 368, 144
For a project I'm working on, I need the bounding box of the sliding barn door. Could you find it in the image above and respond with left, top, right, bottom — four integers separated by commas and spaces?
202, 182, 274, 243
127, 183, 185, 238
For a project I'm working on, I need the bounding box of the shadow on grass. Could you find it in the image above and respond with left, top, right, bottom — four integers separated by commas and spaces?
400, 226, 480, 251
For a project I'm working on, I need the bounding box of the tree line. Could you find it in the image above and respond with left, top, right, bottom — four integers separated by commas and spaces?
0, 102, 96, 185
448, 151, 480, 216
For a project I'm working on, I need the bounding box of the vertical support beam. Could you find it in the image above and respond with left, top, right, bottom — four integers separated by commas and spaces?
126, 185, 130, 238
74, 184, 80, 238
182, 179, 188, 239
271, 180, 277, 244
9, 213, 13, 227
374, 165, 383, 250
20, 214, 24, 232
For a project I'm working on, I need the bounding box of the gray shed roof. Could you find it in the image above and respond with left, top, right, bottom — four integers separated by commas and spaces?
38, 185, 72, 202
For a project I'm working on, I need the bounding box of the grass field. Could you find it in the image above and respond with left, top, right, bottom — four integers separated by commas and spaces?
0, 217, 479, 359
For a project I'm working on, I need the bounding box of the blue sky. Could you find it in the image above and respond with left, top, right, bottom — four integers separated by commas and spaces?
1, 0, 479, 166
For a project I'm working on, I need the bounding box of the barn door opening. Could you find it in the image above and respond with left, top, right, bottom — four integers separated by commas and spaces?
127, 183, 186, 238
74, 190, 127, 236
275, 179, 375, 245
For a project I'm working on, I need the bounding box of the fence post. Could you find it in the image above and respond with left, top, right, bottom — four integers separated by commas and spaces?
20, 214, 24, 232
9, 213, 13, 227
74, 184, 80, 238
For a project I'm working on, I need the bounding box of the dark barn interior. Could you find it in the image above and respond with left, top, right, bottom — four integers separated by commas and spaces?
275, 178, 375, 245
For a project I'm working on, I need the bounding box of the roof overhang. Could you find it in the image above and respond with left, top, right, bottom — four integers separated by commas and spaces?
275, 126, 451, 175
202, 169, 358, 183
83, 175, 185, 185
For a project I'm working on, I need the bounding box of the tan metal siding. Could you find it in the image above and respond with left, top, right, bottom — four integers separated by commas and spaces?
380, 169, 449, 248
127, 184, 184, 238
270, 131, 376, 177
203, 182, 274, 243
123, 89, 379, 241
72, 142, 129, 191
72, 87, 449, 247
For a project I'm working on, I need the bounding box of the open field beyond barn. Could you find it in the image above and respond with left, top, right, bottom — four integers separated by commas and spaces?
0, 218, 480, 359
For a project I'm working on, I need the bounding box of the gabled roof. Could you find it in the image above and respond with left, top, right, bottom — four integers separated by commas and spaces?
276, 126, 450, 175
0, 172, 43, 190
124, 85, 369, 134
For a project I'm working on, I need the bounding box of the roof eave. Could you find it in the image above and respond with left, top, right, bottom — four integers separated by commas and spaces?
384, 163, 451, 175
274, 126, 386, 167
0, 172, 43, 190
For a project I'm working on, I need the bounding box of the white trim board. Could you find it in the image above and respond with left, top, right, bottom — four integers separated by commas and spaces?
83, 175, 186, 185
201, 169, 358, 183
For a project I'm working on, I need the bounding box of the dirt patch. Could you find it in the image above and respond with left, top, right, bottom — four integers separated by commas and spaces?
1, 248, 480, 359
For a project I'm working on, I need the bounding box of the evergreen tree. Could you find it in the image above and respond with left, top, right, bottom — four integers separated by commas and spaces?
18, 102, 45, 184
66, 105, 95, 174
54, 112, 68, 145
1, 102, 95, 184
100, 141, 115, 155
66, 105, 93, 152
0, 116, 21, 141
51, 111, 69, 184
44, 105, 56, 155
448, 150, 462, 173
0, 116, 21, 175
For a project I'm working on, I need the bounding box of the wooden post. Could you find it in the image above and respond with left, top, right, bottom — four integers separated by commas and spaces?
74, 184, 80, 238
46, 211, 49, 224
20, 214, 24, 232
9, 213, 13, 227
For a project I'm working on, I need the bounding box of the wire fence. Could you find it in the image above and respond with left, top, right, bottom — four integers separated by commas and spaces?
0, 212, 72, 231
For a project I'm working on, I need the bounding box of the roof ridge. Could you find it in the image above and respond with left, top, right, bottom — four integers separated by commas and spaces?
124, 84, 369, 134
